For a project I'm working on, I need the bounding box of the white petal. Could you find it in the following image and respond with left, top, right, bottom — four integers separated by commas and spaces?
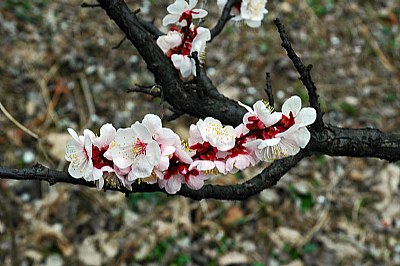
167, 0, 187, 13
162, 14, 180, 26
68, 157, 87, 178
84, 134, 92, 158
65, 140, 84, 162
112, 146, 134, 169
258, 138, 281, 148
282, 96, 302, 116
238, 101, 254, 113
214, 161, 227, 174
157, 156, 170, 171
67, 128, 81, 144
165, 175, 183, 194
131, 156, 154, 178
83, 129, 96, 142
131, 122, 152, 142
188, 0, 198, 10
297, 107, 317, 127
115, 128, 135, 147
142, 114, 162, 135
234, 156, 250, 170
162, 146, 176, 156
92, 167, 103, 181
177, 56, 193, 78
192, 9, 208, 18
291, 127, 311, 148
171, 53, 184, 68
245, 19, 262, 28
190, 160, 215, 171
95, 123, 116, 147
186, 175, 204, 190
175, 148, 194, 164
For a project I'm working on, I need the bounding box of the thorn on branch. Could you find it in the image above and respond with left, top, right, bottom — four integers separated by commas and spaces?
265, 72, 274, 108
112, 36, 127, 49
127, 84, 161, 98
81, 2, 101, 8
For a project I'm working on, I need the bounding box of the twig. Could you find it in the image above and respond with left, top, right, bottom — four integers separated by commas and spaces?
81, 2, 101, 8
112, 36, 127, 49
274, 18, 324, 129
265, 72, 274, 108
0, 102, 39, 140
127, 84, 161, 98
210, 0, 240, 41
0, 152, 305, 201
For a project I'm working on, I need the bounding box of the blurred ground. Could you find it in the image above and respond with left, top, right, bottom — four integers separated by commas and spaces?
0, 0, 399, 265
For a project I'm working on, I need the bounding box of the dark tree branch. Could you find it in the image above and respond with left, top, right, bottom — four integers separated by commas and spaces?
96, 0, 246, 126
274, 18, 324, 130
265, 72, 274, 108
0, 1, 398, 201
137, 17, 164, 37
209, 0, 241, 41
81, 2, 101, 8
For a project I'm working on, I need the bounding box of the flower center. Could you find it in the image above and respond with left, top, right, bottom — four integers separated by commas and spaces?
190, 142, 220, 161
91, 145, 113, 169
133, 139, 148, 156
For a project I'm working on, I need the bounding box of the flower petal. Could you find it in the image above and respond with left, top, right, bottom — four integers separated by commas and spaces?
67, 128, 81, 144
115, 128, 135, 147
186, 175, 204, 190
131, 122, 152, 142
282, 96, 302, 116
165, 175, 183, 194
95, 123, 116, 147
297, 107, 317, 127
142, 114, 162, 136
192, 9, 208, 18
188, 0, 198, 10
167, 0, 188, 13
162, 14, 180, 26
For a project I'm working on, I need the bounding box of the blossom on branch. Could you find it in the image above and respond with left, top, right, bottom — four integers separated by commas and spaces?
188, 117, 236, 174
163, 0, 208, 27
105, 123, 161, 181
243, 97, 316, 161
64, 94, 316, 194
217, 0, 269, 28
65, 128, 94, 180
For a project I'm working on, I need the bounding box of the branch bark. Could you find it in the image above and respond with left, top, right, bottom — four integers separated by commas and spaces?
0, 0, 399, 201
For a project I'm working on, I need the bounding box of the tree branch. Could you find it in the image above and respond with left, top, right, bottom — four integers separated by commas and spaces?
274, 18, 324, 130
209, 0, 241, 42
0, 1, 398, 201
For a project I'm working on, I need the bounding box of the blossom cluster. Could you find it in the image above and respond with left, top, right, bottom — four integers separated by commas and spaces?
65, 96, 316, 194
217, 0, 269, 28
156, 0, 269, 78
157, 0, 210, 78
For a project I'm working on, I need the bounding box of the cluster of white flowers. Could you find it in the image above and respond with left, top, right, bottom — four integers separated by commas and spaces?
157, 0, 269, 77
217, 0, 269, 28
65, 96, 316, 194
157, 0, 210, 78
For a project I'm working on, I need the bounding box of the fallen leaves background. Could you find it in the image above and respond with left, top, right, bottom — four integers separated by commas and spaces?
0, 0, 399, 265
